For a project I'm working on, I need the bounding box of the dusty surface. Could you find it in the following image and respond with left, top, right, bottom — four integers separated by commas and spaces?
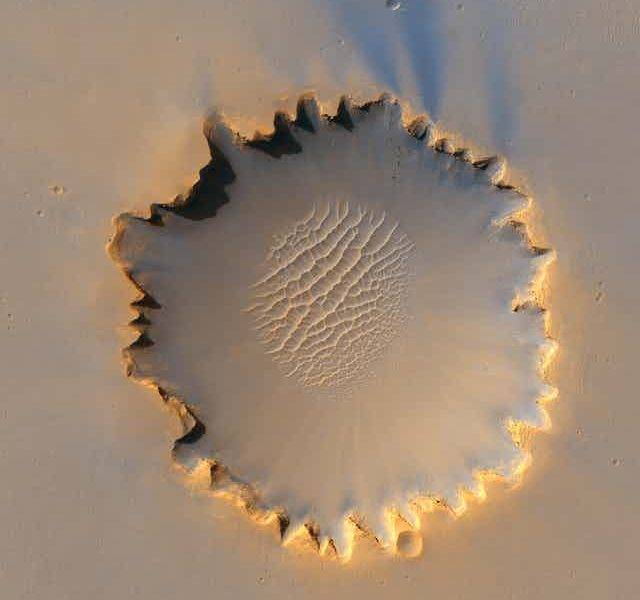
1, 0, 639, 598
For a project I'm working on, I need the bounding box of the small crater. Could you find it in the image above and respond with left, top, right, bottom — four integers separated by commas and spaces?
49, 184, 66, 196
396, 530, 423, 558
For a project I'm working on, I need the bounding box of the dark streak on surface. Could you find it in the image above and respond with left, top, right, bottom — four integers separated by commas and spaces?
129, 313, 151, 327
128, 332, 154, 349
125, 271, 162, 309
175, 415, 206, 445
407, 119, 424, 140
358, 96, 390, 114
247, 112, 303, 158
295, 98, 317, 133
473, 156, 499, 170
158, 137, 237, 221
131, 294, 161, 309
331, 97, 355, 131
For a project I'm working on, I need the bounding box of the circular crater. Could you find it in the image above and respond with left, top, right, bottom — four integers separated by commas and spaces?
248, 202, 414, 390
396, 530, 423, 558
109, 93, 557, 561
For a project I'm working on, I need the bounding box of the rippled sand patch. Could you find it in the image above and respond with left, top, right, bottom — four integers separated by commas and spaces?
248, 202, 414, 390
109, 94, 556, 561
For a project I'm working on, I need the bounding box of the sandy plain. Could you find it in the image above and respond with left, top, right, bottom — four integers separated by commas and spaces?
1, 1, 639, 598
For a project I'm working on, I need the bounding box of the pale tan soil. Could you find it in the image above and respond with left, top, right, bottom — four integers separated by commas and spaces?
1, 1, 639, 598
